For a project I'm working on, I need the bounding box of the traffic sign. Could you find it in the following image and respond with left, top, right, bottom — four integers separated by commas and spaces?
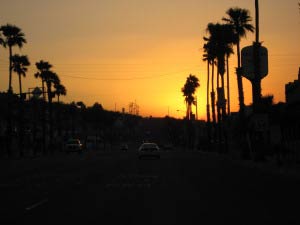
32, 87, 42, 98
241, 45, 268, 80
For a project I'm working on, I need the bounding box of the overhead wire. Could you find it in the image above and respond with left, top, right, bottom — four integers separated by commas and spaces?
57, 66, 200, 81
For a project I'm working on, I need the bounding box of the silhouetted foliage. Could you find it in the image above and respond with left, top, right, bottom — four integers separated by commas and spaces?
181, 74, 200, 120
35, 60, 53, 100
222, 7, 254, 116
0, 24, 27, 92
11, 54, 30, 96
54, 83, 67, 103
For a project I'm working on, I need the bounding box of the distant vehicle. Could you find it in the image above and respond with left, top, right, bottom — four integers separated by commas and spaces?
65, 139, 83, 153
138, 142, 160, 159
85, 135, 102, 150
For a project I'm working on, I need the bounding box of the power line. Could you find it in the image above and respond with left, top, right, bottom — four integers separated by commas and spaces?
58, 67, 199, 81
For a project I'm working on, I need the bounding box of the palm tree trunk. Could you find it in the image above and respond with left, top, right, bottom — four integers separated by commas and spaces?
41, 80, 47, 154
226, 55, 230, 115
18, 73, 24, 157
216, 65, 221, 124
220, 73, 226, 120
48, 84, 54, 153
206, 61, 211, 144
216, 64, 223, 151
236, 41, 245, 117
206, 61, 210, 123
8, 46, 12, 92
42, 80, 46, 101
211, 62, 216, 125
18, 74, 22, 96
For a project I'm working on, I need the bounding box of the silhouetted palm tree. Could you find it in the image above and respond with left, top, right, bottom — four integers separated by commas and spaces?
222, 8, 254, 116
11, 54, 30, 157
0, 24, 26, 93
54, 82, 66, 148
202, 51, 211, 124
54, 83, 67, 103
181, 74, 200, 120
226, 51, 233, 115
34, 60, 53, 154
205, 23, 234, 121
35, 60, 53, 101
44, 70, 60, 151
11, 54, 30, 97
204, 26, 217, 126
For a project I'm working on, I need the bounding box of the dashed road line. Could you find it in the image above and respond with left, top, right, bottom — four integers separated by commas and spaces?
25, 198, 48, 211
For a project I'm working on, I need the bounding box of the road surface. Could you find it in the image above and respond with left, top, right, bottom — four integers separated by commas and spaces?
1, 150, 299, 224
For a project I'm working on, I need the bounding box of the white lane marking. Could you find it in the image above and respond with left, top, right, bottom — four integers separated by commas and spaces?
25, 198, 48, 211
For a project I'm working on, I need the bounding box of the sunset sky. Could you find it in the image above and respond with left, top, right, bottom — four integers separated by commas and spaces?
0, 0, 299, 119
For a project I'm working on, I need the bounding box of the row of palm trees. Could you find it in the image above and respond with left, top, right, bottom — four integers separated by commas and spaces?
203, 7, 254, 126
0, 24, 66, 101
0, 24, 67, 155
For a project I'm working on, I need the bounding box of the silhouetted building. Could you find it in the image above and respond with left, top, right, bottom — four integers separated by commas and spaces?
285, 67, 300, 105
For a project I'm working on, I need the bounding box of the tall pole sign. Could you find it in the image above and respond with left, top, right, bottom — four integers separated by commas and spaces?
241, 0, 268, 112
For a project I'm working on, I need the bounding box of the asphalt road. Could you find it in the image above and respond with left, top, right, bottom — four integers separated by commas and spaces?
1, 149, 299, 225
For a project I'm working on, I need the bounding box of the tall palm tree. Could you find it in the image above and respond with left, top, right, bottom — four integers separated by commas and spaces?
205, 23, 234, 121
0, 24, 26, 93
11, 54, 30, 157
226, 52, 232, 115
11, 54, 30, 97
181, 74, 200, 120
34, 61, 53, 154
44, 70, 60, 151
204, 26, 217, 126
222, 8, 254, 116
202, 51, 211, 124
54, 82, 66, 147
202, 47, 214, 143
54, 83, 67, 103
35, 60, 53, 101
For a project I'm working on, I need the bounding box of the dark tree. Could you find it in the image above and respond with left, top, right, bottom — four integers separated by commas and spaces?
54, 83, 67, 103
35, 60, 53, 101
11, 54, 30, 157
0, 24, 26, 93
222, 8, 254, 117
181, 74, 200, 120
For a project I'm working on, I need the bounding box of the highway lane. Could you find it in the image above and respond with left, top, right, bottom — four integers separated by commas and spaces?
1, 150, 300, 224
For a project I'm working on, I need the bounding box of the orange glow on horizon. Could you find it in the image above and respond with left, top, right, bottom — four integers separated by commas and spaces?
0, 1, 299, 119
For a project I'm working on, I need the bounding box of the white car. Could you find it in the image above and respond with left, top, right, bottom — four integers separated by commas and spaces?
65, 139, 83, 153
138, 142, 160, 159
